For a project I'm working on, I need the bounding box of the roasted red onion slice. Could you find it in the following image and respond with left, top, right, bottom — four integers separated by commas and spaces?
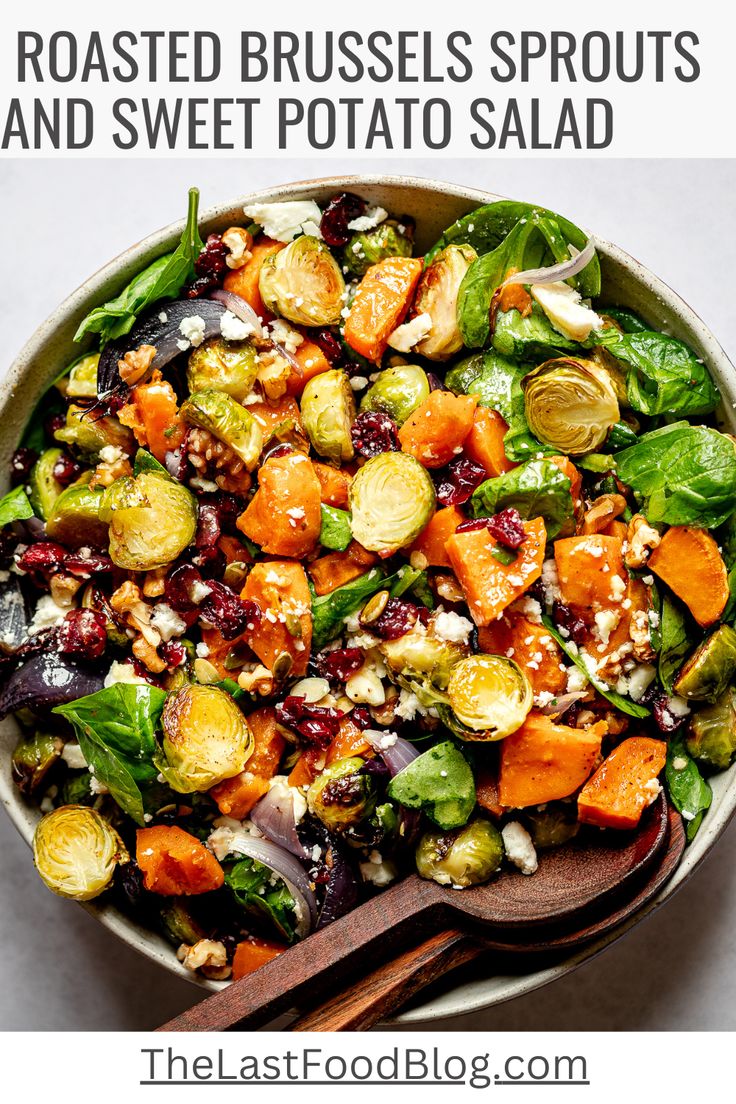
537, 691, 588, 716
0, 654, 104, 718
501, 237, 596, 288
210, 289, 264, 338
224, 833, 317, 937
250, 785, 310, 860
365, 732, 420, 776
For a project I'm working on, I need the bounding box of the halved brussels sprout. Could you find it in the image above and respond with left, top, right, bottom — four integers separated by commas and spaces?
46, 484, 109, 549
307, 756, 377, 833
102, 470, 197, 571
11, 731, 63, 795
259, 235, 346, 327
65, 353, 100, 399
187, 337, 258, 402
160, 899, 207, 947
181, 389, 263, 470
349, 452, 436, 555
525, 805, 580, 849
344, 219, 413, 277
412, 244, 477, 361
674, 625, 736, 703
29, 448, 65, 520
33, 805, 128, 901
522, 357, 620, 455
686, 689, 736, 771
300, 369, 356, 463
415, 819, 504, 888
359, 362, 430, 426
447, 654, 532, 740
54, 403, 132, 458
160, 684, 253, 792
380, 616, 468, 698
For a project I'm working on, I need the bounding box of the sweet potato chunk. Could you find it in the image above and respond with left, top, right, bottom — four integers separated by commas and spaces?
554, 534, 626, 611
649, 526, 728, 628
409, 505, 464, 569
399, 391, 478, 469
343, 256, 423, 362
232, 937, 286, 979
308, 542, 378, 596
446, 517, 546, 627
499, 712, 605, 808
313, 462, 353, 509
478, 616, 566, 697
463, 406, 516, 478
223, 238, 285, 320
237, 452, 321, 559
210, 706, 286, 819
577, 736, 667, 830
136, 825, 224, 896
241, 560, 312, 676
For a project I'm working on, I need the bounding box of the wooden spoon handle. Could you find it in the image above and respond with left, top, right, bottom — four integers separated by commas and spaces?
291, 928, 482, 1032
158, 876, 441, 1032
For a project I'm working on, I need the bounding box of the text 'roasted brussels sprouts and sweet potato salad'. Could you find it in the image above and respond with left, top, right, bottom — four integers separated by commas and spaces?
3, 188, 736, 983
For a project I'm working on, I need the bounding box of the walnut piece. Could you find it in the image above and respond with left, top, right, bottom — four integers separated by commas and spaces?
118, 343, 156, 386
582, 494, 627, 535
625, 514, 661, 568
222, 226, 253, 270
188, 426, 252, 494
630, 608, 656, 662
177, 939, 232, 980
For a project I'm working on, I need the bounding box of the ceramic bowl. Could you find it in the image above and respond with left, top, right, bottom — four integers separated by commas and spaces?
2, 175, 735, 1025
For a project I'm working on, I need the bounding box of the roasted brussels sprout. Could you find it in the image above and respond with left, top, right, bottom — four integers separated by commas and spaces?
349, 451, 436, 555
65, 353, 100, 399
187, 337, 258, 402
359, 361, 430, 426
525, 805, 580, 849
411, 244, 477, 361
11, 731, 63, 795
29, 448, 65, 520
343, 219, 413, 277
59, 771, 94, 807
447, 654, 532, 740
160, 684, 253, 792
181, 389, 263, 469
160, 899, 207, 947
380, 616, 468, 698
259, 235, 346, 327
673, 625, 736, 703
686, 689, 736, 769
300, 369, 356, 463
46, 484, 109, 549
522, 357, 620, 455
54, 403, 132, 458
416, 819, 504, 888
102, 470, 197, 571
307, 756, 376, 833
33, 805, 128, 901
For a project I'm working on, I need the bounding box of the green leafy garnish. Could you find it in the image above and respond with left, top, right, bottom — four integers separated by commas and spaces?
604, 332, 719, 417
0, 486, 34, 528
658, 594, 695, 695
225, 857, 299, 943
542, 615, 650, 719
388, 741, 476, 830
665, 736, 712, 843
133, 448, 168, 477
471, 458, 573, 539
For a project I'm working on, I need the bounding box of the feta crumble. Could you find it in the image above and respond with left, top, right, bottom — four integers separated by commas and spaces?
243, 200, 323, 243
502, 821, 539, 876
386, 312, 433, 353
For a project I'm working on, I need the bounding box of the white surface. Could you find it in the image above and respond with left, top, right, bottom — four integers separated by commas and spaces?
1, 158, 735, 1031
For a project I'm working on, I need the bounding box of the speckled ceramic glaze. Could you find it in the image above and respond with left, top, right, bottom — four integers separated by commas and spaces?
2, 176, 735, 1025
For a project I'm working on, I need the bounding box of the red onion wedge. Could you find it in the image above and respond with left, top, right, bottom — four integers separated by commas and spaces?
365, 732, 420, 776
210, 289, 264, 339
222, 833, 317, 938
250, 784, 310, 861
537, 691, 588, 717
501, 237, 597, 289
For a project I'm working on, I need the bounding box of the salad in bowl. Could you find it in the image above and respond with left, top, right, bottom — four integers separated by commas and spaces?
2, 185, 735, 987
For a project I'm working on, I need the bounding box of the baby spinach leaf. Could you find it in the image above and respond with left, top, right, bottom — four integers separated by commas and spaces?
600, 307, 649, 334
492, 304, 578, 361
74, 188, 204, 346
310, 568, 387, 650
542, 616, 650, 719
602, 422, 638, 452
225, 857, 299, 944
133, 448, 168, 477
665, 735, 712, 843
0, 486, 34, 528
471, 458, 573, 538
53, 684, 167, 825
445, 353, 485, 396
658, 594, 695, 695
319, 504, 353, 552
387, 741, 475, 830
606, 332, 719, 416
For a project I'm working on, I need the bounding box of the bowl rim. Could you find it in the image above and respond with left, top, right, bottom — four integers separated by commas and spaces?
2, 172, 735, 1027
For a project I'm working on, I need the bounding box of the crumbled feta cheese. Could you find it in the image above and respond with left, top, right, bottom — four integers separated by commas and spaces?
566, 665, 588, 693
594, 608, 620, 647
510, 596, 543, 624
243, 200, 323, 243
347, 206, 388, 232
541, 558, 561, 604
359, 853, 398, 887
61, 743, 87, 770
195, 642, 210, 658
270, 317, 304, 354
220, 310, 256, 342
531, 280, 604, 342
267, 774, 308, 823
350, 376, 369, 391
89, 776, 109, 795
387, 312, 433, 353
29, 595, 68, 635
433, 610, 474, 644
667, 696, 691, 718
103, 661, 148, 688
179, 314, 206, 348
394, 688, 428, 721
672, 755, 688, 771
364, 729, 398, 751
189, 580, 213, 604
502, 821, 539, 876
609, 574, 627, 601
617, 663, 657, 701
99, 445, 125, 464
150, 602, 188, 643
534, 690, 556, 709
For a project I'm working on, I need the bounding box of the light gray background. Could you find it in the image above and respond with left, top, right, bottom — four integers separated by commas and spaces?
1, 158, 735, 1031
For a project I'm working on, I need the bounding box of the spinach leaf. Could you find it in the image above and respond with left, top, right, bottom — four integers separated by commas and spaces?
658, 594, 694, 695
605, 332, 719, 416
665, 735, 712, 843
0, 486, 34, 528
602, 422, 638, 452
426, 200, 601, 298
616, 424, 736, 528
600, 307, 649, 334
471, 458, 573, 538
445, 353, 485, 396
225, 857, 299, 944
74, 188, 204, 346
215, 677, 248, 703
492, 305, 578, 361
319, 504, 353, 552
53, 684, 167, 825
718, 516, 736, 622
310, 568, 388, 650
133, 448, 168, 477
542, 616, 650, 718
387, 741, 475, 830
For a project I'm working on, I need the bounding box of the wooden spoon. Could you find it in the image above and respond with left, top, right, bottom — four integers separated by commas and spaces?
160, 793, 674, 1032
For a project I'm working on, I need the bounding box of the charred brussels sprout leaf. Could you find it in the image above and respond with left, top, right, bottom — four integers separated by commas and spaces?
525, 805, 580, 849
673, 624, 736, 703
259, 235, 346, 327
46, 484, 109, 549
412, 244, 477, 361
471, 458, 573, 539
181, 389, 263, 469
33, 805, 129, 900
446, 654, 532, 740
0, 485, 34, 528
319, 504, 353, 552
307, 757, 377, 834
603, 331, 719, 417
343, 220, 413, 277
159, 684, 253, 793
380, 616, 467, 702
65, 353, 100, 398
522, 358, 620, 455
349, 452, 436, 556
11, 731, 63, 795
360, 362, 430, 426
300, 369, 356, 463
665, 736, 712, 843
102, 469, 197, 571
416, 819, 504, 888
159, 899, 207, 947
29, 448, 65, 520
54, 403, 132, 458
225, 857, 300, 944
687, 689, 736, 772
388, 741, 475, 830
187, 337, 259, 402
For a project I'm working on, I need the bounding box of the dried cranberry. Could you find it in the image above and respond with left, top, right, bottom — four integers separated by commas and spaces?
264, 442, 294, 461
10, 448, 37, 485
317, 647, 364, 682
199, 581, 259, 641
434, 456, 487, 507
195, 503, 221, 549
350, 411, 400, 460
275, 696, 343, 747
64, 551, 113, 578
652, 694, 688, 734
52, 452, 83, 487
455, 518, 493, 534
16, 542, 68, 577
312, 329, 344, 366
160, 640, 187, 668
185, 233, 229, 298
372, 598, 419, 640
553, 601, 587, 646
350, 706, 372, 729
58, 609, 107, 660
320, 192, 366, 247
44, 411, 66, 438
165, 563, 205, 613
456, 507, 526, 549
